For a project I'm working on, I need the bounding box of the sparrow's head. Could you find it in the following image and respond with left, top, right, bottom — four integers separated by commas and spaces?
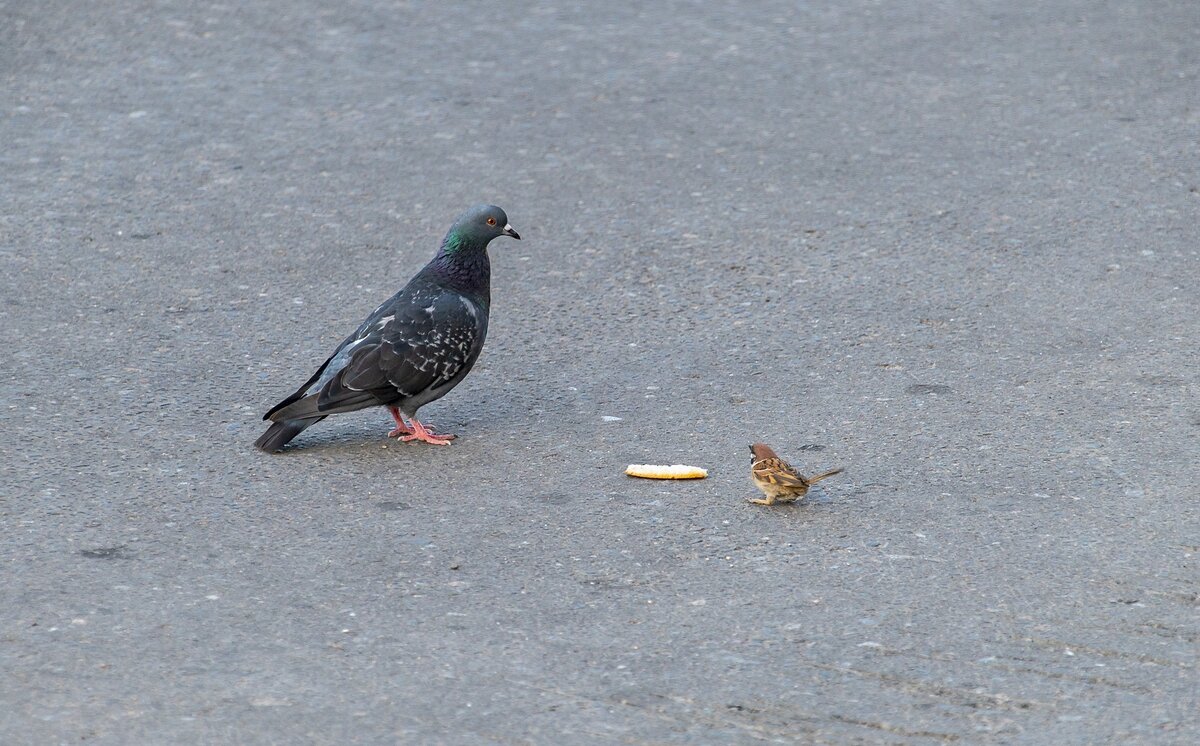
749, 442, 778, 462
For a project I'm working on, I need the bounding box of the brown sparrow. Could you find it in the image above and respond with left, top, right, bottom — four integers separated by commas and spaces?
748, 442, 842, 505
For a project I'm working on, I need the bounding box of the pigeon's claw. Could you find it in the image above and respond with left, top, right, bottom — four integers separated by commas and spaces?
397, 417, 456, 446
386, 407, 414, 438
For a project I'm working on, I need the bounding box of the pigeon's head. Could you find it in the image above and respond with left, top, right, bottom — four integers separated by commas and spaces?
447, 204, 520, 247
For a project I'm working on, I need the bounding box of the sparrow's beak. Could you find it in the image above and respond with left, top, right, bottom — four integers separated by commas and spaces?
503, 224, 521, 240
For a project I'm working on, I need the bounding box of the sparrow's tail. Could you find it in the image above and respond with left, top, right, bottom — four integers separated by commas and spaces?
806, 467, 843, 484
254, 417, 324, 453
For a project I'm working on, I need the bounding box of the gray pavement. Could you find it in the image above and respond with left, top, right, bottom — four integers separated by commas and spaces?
2, 1, 1197, 743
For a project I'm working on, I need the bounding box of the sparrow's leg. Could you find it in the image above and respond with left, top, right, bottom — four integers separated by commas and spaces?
747, 495, 776, 506
396, 416, 456, 446
387, 407, 414, 438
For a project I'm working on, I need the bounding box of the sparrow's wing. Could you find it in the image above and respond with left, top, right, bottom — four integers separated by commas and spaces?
752, 459, 809, 487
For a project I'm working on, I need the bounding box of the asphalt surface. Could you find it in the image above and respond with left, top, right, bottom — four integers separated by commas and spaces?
2, 1, 1197, 743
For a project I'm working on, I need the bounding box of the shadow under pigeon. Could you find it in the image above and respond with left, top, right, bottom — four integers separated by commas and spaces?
260, 424, 456, 455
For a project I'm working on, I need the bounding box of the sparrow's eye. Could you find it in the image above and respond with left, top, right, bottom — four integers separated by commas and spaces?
486, 217, 497, 226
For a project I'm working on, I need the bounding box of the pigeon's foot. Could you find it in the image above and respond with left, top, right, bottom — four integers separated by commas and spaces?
396, 416, 456, 446
386, 407, 414, 438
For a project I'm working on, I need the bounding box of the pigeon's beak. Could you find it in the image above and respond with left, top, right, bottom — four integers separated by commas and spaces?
503, 224, 521, 240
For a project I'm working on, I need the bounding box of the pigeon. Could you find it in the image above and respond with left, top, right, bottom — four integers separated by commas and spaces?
254, 204, 519, 452
747, 442, 842, 505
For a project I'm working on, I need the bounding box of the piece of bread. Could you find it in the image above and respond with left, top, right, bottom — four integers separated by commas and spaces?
624, 464, 708, 480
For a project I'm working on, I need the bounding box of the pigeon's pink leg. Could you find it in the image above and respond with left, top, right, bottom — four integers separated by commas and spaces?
397, 416, 456, 446
387, 407, 414, 438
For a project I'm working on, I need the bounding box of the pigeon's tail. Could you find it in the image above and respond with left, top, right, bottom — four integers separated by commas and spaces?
806, 467, 843, 485
254, 417, 323, 453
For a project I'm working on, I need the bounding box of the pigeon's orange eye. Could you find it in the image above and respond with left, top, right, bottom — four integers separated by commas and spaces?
486, 217, 497, 226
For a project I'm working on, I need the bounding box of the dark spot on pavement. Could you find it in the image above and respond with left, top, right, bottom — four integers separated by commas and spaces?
798, 444, 825, 451
376, 501, 410, 511
906, 384, 952, 395
80, 546, 132, 560
1138, 374, 1184, 386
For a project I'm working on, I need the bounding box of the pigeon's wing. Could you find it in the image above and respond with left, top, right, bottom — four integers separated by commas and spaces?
262, 285, 427, 421
752, 459, 809, 488
262, 330, 359, 420
312, 290, 483, 412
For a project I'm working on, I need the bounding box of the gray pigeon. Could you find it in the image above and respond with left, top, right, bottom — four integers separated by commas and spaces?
255, 204, 519, 452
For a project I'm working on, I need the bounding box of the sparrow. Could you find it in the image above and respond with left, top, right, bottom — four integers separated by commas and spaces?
748, 442, 842, 505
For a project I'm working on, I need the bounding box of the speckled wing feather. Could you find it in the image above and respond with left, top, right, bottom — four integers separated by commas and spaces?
312, 285, 485, 413
751, 458, 809, 488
